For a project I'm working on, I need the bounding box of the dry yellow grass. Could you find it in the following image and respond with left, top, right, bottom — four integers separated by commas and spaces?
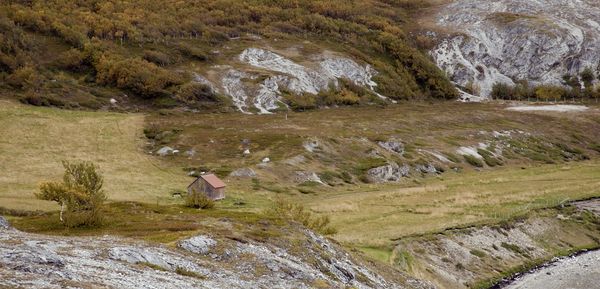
0, 100, 187, 211
300, 161, 600, 246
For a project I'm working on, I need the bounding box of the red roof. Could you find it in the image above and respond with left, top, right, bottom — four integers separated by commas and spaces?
200, 174, 226, 189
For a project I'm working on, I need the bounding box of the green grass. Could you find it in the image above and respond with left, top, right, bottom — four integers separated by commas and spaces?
304, 161, 600, 246
3, 99, 600, 251
0, 100, 188, 211
464, 155, 485, 167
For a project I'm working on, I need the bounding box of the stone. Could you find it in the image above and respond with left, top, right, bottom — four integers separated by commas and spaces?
229, 168, 257, 178
179, 235, 217, 255
293, 171, 324, 184
367, 163, 410, 183
431, 0, 600, 98
156, 146, 175, 156
0, 216, 11, 230
377, 140, 405, 155
261, 157, 271, 163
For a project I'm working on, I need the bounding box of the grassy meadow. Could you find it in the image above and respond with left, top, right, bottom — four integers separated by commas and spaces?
0, 100, 187, 211
2, 99, 600, 254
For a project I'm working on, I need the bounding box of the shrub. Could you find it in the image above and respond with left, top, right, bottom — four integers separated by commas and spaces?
491, 83, 513, 100
470, 249, 486, 258
177, 82, 217, 103
177, 44, 209, 61
53, 48, 86, 71
175, 267, 205, 279
185, 188, 215, 209
284, 92, 318, 111
535, 85, 566, 101
95, 55, 182, 98
35, 161, 106, 227
477, 149, 503, 167
267, 199, 336, 235
463, 155, 484, 167
143, 50, 172, 66
6, 66, 40, 89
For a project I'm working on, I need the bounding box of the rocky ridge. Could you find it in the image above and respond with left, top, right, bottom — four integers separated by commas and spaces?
0, 216, 430, 289
198, 48, 385, 114
431, 0, 600, 98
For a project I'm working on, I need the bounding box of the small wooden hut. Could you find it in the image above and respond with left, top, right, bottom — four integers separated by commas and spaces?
187, 173, 226, 201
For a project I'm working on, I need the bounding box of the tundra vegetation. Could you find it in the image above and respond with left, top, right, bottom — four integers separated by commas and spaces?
491, 67, 600, 101
0, 0, 457, 110
35, 161, 106, 227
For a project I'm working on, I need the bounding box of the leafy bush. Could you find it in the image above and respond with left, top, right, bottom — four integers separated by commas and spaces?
267, 199, 336, 235
95, 56, 182, 98
6, 66, 40, 89
477, 149, 503, 167
53, 49, 86, 71
185, 188, 215, 209
463, 155, 484, 168
535, 85, 566, 101
2, 0, 459, 105
177, 82, 218, 104
142, 50, 172, 66
35, 161, 106, 227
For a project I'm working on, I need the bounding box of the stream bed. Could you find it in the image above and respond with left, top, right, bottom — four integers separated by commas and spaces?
502, 250, 600, 289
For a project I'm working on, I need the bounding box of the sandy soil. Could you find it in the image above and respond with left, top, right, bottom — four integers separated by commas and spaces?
506, 105, 589, 112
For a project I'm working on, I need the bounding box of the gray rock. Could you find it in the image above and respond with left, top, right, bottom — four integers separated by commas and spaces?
293, 171, 324, 184
367, 163, 410, 183
377, 140, 405, 155
179, 235, 217, 255
416, 164, 438, 174
156, 146, 175, 156
229, 168, 257, 178
109, 247, 172, 270
431, 0, 600, 98
0, 216, 10, 230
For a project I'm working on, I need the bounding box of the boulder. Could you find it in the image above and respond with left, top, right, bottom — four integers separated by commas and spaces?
229, 168, 257, 178
293, 171, 324, 184
179, 235, 217, 255
0, 216, 11, 230
377, 140, 405, 155
367, 163, 410, 183
156, 146, 175, 156
416, 164, 438, 174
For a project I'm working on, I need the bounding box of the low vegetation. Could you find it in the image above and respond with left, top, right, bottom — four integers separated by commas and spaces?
267, 199, 336, 235
35, 161, 106, 227
185, 189, 215, 209
491, 68, 600, 101
0, 0, 457, 110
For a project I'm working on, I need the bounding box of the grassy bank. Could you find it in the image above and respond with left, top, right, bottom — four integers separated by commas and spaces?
0, 100, 187, 211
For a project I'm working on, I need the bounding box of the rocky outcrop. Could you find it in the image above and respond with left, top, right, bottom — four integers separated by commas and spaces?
395, 202, 600, 289
0, 223, 428, 289
431, 0, 600, 98
178, 235, 217, 255
377, 140, 405, 155
367, 163, 410, 183
229, 168, 257, 178
197, 48, 386, 114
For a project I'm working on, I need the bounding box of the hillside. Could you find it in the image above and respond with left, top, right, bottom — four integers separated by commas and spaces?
3, 1, 600, 288
0, 0, 457, 112
428, 0, 600, 99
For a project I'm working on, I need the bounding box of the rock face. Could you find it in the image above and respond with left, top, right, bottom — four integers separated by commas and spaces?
377, 140, 405, 155
367, 163, 410, 183
197, 48, 385, 114
178, 235, 217, 255
0, 216, 10, 230
229, 168, 257, 178
0, 224, 428, 289
431, 0, 600, 98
